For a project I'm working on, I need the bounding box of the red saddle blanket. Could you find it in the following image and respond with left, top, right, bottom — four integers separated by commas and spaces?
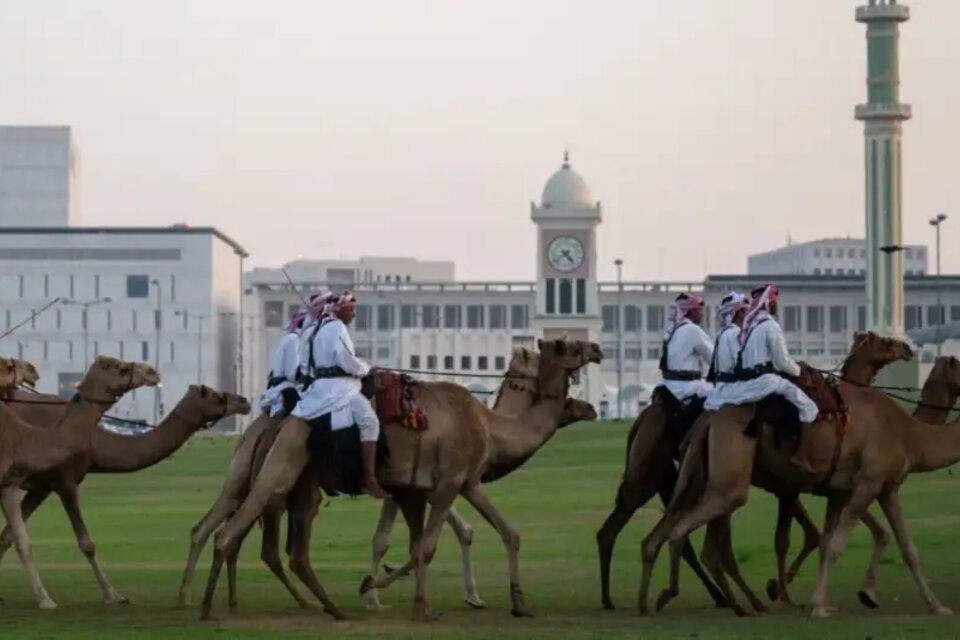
797, 364, 849, 424
374, 371, 428, 431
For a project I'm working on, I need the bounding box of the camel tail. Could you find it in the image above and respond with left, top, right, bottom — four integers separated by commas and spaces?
668, 419, 710, 513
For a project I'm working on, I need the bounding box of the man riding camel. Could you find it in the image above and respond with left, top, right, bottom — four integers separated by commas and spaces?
260, 306, 306, 418
657, 292, 714, 402
706, 291, 750, 387
291, 291, 390, 499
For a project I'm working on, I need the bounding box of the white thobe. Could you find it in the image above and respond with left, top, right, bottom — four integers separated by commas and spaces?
704, 317, 818, 422
291, 318, 379, 441
704, 325, 740, 404
655, 321, 714, 401
260, 331, 301, 417
297, 319, 320, 381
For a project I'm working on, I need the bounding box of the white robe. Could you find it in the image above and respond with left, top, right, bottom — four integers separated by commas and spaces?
297, 319, 320, 380
260, 331, 301, 417
291, 318, 379, 441
704, 317, 818, 423
704, 324, 740, 404
656, 320, 714, 401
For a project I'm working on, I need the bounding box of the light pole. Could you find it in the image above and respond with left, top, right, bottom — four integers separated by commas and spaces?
929, 213, 948, 356
62, 297, 111, 367
151, 279, 162, 424
615, 258, 624, 420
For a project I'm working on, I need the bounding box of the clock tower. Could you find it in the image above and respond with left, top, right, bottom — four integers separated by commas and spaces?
530, 152, 603, 407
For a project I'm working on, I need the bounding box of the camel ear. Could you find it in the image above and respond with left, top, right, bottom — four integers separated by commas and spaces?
536, 339, 545, 351
555, 339, 566, 355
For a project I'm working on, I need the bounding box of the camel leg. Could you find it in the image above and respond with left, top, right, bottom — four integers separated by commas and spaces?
462, 484, 531, 618
361, 492, 425, 595
257, 504, 309, 610
698, 516, 749, 617
0, 488, 51, 569
768, 494, 813, 606
875, 489, 952, 615
809, 486, 878, 618
199, 421, 310, 621
712, 513, 768, 614
638, 509, 681, 615
0, 487, 56, 609
364, 499, 399, 610
857, 509, 891, 609
56, 485, 128, 604
286, 488, 347, 620
444, 505, 485, 609
411, 489, 458, 622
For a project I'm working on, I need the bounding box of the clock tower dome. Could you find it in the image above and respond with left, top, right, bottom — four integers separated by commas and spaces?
530, 152, 603, 406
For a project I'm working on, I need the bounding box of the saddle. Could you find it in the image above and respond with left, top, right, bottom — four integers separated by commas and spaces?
373, 371, 428, 431
651, 386, 705, 451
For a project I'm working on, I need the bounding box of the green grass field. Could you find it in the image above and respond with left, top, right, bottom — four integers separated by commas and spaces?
0, 420, 957, 639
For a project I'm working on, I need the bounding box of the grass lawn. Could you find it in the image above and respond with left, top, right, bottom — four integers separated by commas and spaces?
0, 420, 957, 639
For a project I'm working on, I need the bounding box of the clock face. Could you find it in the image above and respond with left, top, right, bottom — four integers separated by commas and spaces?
547, 235, 585, 272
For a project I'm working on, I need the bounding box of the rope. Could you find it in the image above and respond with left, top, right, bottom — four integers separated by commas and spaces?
0, 298, 61, 341
379, 366, 535, 380
10, 385, 157, 428
809, 367, 956, 412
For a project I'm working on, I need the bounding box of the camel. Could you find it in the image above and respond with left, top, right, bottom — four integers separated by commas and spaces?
198, 339, 601, 621
0, 355, 159, 608
597, 330, 912, 611
0, 383, 249, 604
638, 350, 960, 618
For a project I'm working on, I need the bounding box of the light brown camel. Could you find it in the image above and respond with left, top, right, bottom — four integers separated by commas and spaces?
0, 383, 249, 604
639, 353, 960, 618
765, 353, 960, 609
596, 330, 911, 610
198, 339, 601, 621
0, 355, 159, 608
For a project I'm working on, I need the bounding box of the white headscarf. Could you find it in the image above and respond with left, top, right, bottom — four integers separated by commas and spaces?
717, 291, 748, 332
739, 285, 777, 345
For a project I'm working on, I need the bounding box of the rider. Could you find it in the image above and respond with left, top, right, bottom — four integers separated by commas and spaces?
291, 291, 390, 499
705, 291, 749, 388
260, 306, 306, 417
657, 292, 714, 403
297, 291, 333, 385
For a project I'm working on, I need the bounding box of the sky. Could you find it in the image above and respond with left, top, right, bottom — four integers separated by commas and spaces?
1, 0, 958, 282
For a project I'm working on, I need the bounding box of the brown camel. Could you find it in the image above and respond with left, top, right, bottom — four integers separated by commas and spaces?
597, 331, 911, 611
198, 339, 601, 621
0, 383, 249, 604
639, 352, 960, 618
0, 355, 159, 608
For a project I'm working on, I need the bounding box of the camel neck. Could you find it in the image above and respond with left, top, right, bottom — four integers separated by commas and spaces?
90, 399, 205, 473
913, 380, 957, 425
840, 359, 878, 386
904, 412, 960, 472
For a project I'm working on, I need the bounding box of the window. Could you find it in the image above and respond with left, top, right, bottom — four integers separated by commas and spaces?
377, 346, 391, 361
829, 343, 847, 356
825, 248, 832, 258
857, 306, 867, 331
401, 304, 417, 328
860, 249, 866, 258
927, 305, 943, 326
141, 341, 149, 361
56, 309, 62, 330
828, 306, 846, 333
170, 274, 176, 301
824, 268, 833, 275
782, 305, 801, 332
787, 342, 802, 357
545, 278, 556, 313
576, 279, 586, 314
444, 305, 461, 329
69, 275, 75, 298
489, 305, 507, 329
625, 305, 642, 331
169, 341, 175, 363
355, 305, 372, 330
132, 310, 138, 331
559, 279, 573, 314
813, 268, 821, 275
355, 346, 372, 360
119, 341, 125, 359
127, 275, 150, 298
806, 306, 824, 333
18, 275, 23, 298
848, 248, 855, 258
806, 344, 824, 356
422, 305, 440, 328
288, 304, 299, 322
409, 355, 421, 369
647, 305, 665, 332
155, 309, 162, 330
264, 301, 284, 327
495, 356, 506, 370
905, 305, 923, 331
904, 248, 913, 259
376, 305, 395, 331
625, 347, 640, 360
443, 355, 454, 370
44, 274, 49, 297
601, 305, 618, 332
951, 305, 960, 322
813, 248, 821, 257
81, 309, 88, 331
426, 355, 437, 370
478, 356, 489, 370
466, 305, 484, 329
461, 356, 471, 370
94, 274, 100, 299
848, 269, 856, 275
43, 341, 48, 360
646, 346, 661, 360
511, 305, 529, 329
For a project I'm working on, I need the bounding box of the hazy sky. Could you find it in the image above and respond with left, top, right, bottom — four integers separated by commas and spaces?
1, 0, 957, 282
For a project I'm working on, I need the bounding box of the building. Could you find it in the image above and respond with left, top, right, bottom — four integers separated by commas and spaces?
747, 238, 927, 277
0, 126, 81, 227
0, 226, 248, 430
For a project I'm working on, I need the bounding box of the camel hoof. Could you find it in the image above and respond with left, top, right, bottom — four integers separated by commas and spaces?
383, 564, 398, 576
228, 602, 238, 613
412, 606, 441, 622
464, 595, 486, 610
199, 612, 218, 623
810, 605, 835, 619
106, 593, 130, 605
933, 606, 954, 616
732, 605, 750, 618
325, 606, 348, 621
857, 589, 880, 610
38, 599, 58, 610
510, 605, 534, 618
176, 595, 192, 609
765, 578, 779, 602
655, 589, 675, 612
602, 598, 615, 611
359, 575, 374, 595
365, 601, 388, 612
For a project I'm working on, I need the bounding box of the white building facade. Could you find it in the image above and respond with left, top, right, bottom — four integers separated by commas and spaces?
748, 238, 927, 277
0, 126, 81, 227
0, 226, 247, 430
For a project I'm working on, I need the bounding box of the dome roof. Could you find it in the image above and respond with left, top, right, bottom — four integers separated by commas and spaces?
541, 152, 593, 207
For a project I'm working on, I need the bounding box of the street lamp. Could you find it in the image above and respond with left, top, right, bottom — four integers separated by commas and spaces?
929, 213, 948, 356
62, 297, 111, 366
151, 279, 162, 424
614, 259, 624, 420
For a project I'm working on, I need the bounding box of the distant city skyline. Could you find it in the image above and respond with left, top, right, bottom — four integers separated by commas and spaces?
1, 1, 957, 281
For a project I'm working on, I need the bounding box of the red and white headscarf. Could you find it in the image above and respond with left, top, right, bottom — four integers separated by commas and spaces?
739, 284, 778, 344
717, 291, 748, 332
306, 291, 333, 322
664, 292, 704, 340
324, 290, 357, 319
285, 306, 308, 333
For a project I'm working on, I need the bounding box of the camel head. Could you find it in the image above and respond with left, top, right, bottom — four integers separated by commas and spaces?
536, 339, 604, 371
361, 372, 386, 399
181, 385, 251, 428
928, 355, 960, 396
849, 331, 914, 369
0, 357, 39, 391
508, 348, 540, 379
78, 356, 161, 401
558, 398, 598, 428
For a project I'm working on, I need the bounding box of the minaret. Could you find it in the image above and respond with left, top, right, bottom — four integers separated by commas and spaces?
856, 0, 911, 336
